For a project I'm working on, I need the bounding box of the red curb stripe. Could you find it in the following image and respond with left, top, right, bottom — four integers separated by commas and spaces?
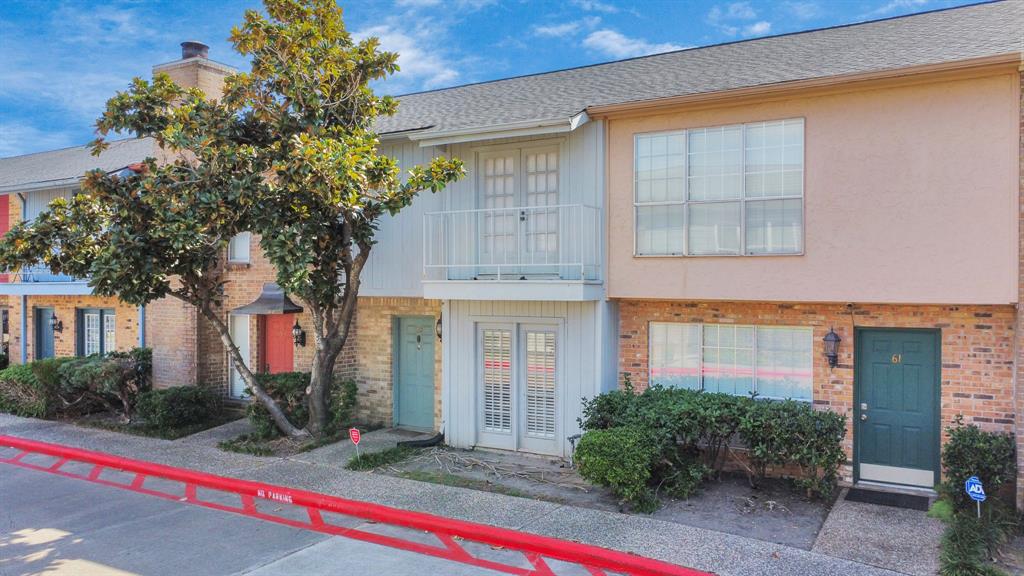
0, 434, 711, 576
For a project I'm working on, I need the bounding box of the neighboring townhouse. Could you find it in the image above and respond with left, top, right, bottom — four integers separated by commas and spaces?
0, 139, 154, 363
1, 1, 1021, 499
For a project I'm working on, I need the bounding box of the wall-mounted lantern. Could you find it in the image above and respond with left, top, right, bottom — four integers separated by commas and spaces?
50, 313, 63, 333
292, 320, 306, 347
823, 327, 841, 369
435, 316, 443, 341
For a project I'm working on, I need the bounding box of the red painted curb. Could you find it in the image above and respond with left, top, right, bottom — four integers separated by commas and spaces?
0, 434, 711, 576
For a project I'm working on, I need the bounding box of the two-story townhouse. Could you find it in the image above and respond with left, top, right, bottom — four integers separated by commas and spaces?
0, 139, 155, 363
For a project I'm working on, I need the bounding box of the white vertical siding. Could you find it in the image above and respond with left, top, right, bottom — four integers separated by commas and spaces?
24, 187, 74, 221
443, 298, 615, 457
361, 142, 444, 297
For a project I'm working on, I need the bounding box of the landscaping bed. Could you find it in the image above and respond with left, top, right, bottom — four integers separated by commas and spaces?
76, 409, 242, 440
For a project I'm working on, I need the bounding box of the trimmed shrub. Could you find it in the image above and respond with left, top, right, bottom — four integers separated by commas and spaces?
576, 426, 662, 512
57, 348, 152, 421
0, 364, 45, 417
331, 379, 359, 432
137, 386, 222, 431
941, 416, 1016, 510
247, 372, 310, 439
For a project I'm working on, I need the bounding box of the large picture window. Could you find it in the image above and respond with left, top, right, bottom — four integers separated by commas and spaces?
635, 118, 804, 256
649, 322, 813, 401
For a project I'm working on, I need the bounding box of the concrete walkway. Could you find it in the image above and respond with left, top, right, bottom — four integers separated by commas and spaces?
0, 414, 910, 576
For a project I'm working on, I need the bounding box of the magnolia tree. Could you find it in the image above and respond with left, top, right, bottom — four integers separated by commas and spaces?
0, 0, 464, 438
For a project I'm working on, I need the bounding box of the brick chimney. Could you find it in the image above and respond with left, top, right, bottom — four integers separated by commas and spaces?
153, 40, 235, 99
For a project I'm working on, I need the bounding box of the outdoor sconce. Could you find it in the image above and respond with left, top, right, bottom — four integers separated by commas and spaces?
50, 313, 63, 333
292, 320, 306, 347
823, 327, 841, 369
435, 316, 443, 342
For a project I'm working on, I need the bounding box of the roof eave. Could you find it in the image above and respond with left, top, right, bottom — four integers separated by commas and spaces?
0, 177, 81, 195
408, 111, 589, 147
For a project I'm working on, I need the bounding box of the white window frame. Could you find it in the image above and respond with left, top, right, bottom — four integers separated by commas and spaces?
648, 322, 814, 401
633, 118, 805, 257
228, 232, 251, 263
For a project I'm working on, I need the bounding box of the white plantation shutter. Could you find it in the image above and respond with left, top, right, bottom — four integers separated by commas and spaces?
523, 330, 556, 439
481, 328, 512, 433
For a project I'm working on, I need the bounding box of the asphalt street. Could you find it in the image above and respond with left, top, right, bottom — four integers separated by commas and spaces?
0, 464, 509, 576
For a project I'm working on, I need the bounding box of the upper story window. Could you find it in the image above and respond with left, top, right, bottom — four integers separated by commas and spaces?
635, 118, 804, 256
228, 232, 251, 263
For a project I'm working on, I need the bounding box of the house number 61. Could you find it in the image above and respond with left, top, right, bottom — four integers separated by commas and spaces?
891, 354, 902, 364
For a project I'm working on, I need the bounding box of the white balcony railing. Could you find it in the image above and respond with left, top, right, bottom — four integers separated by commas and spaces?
7, 265, 81, 283
424, 204, 601, 282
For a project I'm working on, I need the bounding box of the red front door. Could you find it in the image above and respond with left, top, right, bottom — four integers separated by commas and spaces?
261, 314, 295, 374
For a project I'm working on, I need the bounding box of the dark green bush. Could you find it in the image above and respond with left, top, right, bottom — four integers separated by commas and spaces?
57, 348, 152, 421
137, 386, 222, 431
578, 383, 847, 505
576, 426, 662, 512
0, 352, 9, 370
0, 364, 45, 417
941, 416, 1016, 510
247, 372, 310, 439
247, 373, 361, 439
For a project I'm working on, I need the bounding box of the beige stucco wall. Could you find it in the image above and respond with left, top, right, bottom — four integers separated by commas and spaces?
605, 70, 1020, 304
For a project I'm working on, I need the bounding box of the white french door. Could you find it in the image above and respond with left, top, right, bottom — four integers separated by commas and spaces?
476, 323, 560, 455
229, 314, 250, 399
477, 146, 560, 277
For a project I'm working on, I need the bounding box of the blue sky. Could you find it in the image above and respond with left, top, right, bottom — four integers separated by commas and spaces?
0, 0, 979, 157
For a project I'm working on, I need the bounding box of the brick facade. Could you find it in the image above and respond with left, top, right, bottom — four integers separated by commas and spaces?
619, 299, 1016, 484
7, 295, 141, 361
1016, 65, 1024, 507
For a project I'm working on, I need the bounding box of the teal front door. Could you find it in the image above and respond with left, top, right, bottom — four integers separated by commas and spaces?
855, 328, 940, 488
34, 307, 55, 359
394, 317, 435, 430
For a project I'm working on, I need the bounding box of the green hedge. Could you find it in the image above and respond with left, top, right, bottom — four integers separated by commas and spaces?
137, 386, 222, 431
0, 364, 45, 417
576, 381, 847, 510
246, 373, 359, 439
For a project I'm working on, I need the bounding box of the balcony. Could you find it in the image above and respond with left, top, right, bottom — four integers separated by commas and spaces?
423, 204, 602, 301
0, 265, 92, 296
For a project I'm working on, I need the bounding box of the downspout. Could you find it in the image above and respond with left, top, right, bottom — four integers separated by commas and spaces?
137, 306, 146, 348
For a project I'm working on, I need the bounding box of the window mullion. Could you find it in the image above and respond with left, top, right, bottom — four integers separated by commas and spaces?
682, 129, 688, 257
740, 124, 748, 256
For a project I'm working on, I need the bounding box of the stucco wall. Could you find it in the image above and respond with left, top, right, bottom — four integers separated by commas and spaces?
605, 71, 1020, 304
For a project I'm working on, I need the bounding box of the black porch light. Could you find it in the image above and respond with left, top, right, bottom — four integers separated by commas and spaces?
435, 316, 443, 341
292, 320, 307, 347
823, 327, 841, 369
50, 313, 63, 333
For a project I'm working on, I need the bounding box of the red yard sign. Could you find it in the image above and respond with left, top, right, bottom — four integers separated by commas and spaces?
349, 428, 361, 445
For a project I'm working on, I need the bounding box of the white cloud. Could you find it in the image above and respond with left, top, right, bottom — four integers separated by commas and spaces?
533, 16, 600, 38
571, 0, 620, 14
707, 2, 758, 23
356, 24, 459, 91
0, 122, 79, 158
783, 1, 823, 20
582, 29, 684, 59
865, 0, 928, 17
743, 21, 772, 36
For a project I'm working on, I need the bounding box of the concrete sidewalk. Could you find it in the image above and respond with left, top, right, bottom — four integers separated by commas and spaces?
0, 414, 903, 576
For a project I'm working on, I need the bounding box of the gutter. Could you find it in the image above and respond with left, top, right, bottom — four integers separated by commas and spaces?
408, 111, 589, 147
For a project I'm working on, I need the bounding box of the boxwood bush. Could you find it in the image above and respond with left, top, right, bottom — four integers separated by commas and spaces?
137, 386, 222, 431
576, 381, 847, 510
246, 373, 359, 439
0, 364, 46, 417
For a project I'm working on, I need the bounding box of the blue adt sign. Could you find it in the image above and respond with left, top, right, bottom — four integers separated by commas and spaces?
965, 476, 986, 502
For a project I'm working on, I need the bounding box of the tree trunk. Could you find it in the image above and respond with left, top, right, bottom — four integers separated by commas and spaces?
198, 304, 308, 439
306, 343, 342, 437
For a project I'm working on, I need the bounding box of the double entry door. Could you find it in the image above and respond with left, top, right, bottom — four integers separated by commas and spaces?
478, 146, 561, 278
476, 323, 560, 455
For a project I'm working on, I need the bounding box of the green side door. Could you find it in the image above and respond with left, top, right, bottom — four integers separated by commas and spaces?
394, 316, 435, 431
855, 328, 940, 488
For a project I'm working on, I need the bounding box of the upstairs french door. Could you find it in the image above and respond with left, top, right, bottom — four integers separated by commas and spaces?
477, 323, 559, 455
478, 146, 560, 277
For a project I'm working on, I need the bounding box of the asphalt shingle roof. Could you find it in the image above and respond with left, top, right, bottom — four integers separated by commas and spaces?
377, 1, 1023, 135
0, 138, 154, 193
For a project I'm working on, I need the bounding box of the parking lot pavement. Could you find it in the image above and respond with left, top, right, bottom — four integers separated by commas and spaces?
0, 465, 504, 576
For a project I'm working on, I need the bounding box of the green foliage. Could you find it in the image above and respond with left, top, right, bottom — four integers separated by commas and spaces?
0, 352, 9, 370
0, 0, 464, 439
345, 446, 414, 471
929, 499, 956, 523
940, 510, 1013, 576
578, 384, 847, 507
247, 372, 310, 439
137, 386, 222, 431
331, 379, 359, 432
575, 426, 662, 512
0, 364, 45, 417
219, 434, 274, 457
57, 350, 151, 421
941, 416, 1016, 510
